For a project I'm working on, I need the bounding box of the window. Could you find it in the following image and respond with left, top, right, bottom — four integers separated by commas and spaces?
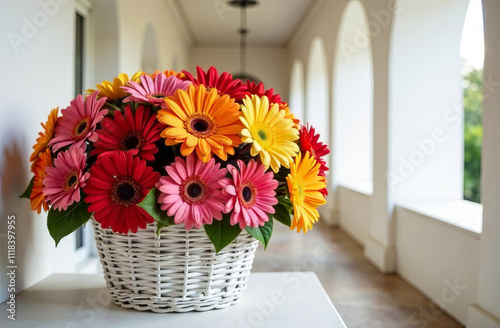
461, 0, 484, 203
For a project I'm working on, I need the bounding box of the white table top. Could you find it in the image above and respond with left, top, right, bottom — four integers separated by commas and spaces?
1, 272, 346, 328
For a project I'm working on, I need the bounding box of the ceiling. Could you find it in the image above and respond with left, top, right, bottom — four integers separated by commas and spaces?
173, 0, 316, 46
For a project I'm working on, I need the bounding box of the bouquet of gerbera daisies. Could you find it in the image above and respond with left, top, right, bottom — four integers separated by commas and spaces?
22, 67, 329, 252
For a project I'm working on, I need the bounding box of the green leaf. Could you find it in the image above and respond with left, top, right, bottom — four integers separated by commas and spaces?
156, 221, 167, 235
204, 214, 242, 253
20, 176, 35, 199
137, 188, 175, 227
272, 198, 292, 227
245, 217, 273, 249
47, 201, 92, 247
278, 196, 293, 212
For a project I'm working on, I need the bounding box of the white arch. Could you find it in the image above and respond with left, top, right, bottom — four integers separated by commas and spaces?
332, 0, 374, 193
306, 37, 329, 144
289, 60, 305, 123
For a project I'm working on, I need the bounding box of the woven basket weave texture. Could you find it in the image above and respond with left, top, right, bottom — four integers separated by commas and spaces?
92, 220, 259, 312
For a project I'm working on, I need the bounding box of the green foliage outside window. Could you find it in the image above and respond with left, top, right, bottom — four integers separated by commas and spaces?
463, 68, 483, 203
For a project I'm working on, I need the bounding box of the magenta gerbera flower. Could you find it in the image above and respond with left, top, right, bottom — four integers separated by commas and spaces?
121, 73, 191, 107
220, 159, 279, 229
49, 91, 107, 152
91, 105, 163, 161
183, 66, 250, 101
156, 154, 228, 230
43, 148, 90, 211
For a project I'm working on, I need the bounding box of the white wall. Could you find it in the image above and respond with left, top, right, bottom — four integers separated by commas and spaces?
190, 46, 288, 99
338, 187, 370, 246
396, 207, 479, 325
0, 0, 76, 303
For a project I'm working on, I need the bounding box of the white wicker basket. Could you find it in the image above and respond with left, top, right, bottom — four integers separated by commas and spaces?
92, 219, 259, 313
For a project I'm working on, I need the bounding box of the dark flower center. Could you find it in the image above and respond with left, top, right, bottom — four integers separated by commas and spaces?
151, 93, 165, 99
112, 177, 141, 206
191, 119, 209, 133
77, 122, 88, 134
68, 175, 77, 187
238, 182, 257, 209
72, 114, 92, 140
120, 131, 145, 151
63, 170, 79, 192
180, 176, 207, 204
187, 183, 202, 198
242, 186, 252, 202
117, 183, 136, 201
125, 136, 139, 149
186, 114, 216, 138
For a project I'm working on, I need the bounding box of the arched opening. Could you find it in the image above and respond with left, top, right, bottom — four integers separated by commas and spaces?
306, 37, 329, 145
388, 0, 470, 203
289, 60, 305, 122
461, 0, 484, 203
332, 0, 373, 193
141, 23, 159, 73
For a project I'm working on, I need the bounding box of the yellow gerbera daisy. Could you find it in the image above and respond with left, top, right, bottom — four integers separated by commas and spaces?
158, 84, 243, 162
30, 107, 58, 171
240, 95, 299, 173
286, 151, 327, 233
87, 71, 143, 101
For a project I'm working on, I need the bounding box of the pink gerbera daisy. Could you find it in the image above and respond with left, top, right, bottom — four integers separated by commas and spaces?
91, 105, 163, 161
43, 148, 90, 211
49, 91, 107, 152
156, 154, 228, 230
183, 66, 249, 101
121, 73, 191, 107
220, 159, 278, 229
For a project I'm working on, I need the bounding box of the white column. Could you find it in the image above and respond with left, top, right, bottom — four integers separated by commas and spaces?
467, 0, 500, 326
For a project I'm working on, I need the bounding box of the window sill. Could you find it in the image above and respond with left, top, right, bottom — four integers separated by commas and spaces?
338, 180, 373, 196
396, 199, 483, 237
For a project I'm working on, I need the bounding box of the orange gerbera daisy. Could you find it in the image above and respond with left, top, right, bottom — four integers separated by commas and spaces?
30, 149, 53, 213
30, 108, 58, 172
151, 69, 187, 80
158, 84, 243, 162
278, 102, 301, 129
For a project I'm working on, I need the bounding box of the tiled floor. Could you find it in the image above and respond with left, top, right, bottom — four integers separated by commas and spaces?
251, 221, 463, 328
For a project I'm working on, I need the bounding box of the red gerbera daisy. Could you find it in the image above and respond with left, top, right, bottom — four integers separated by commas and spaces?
84, 151, 160, 234
299, 124, 330, 176
182, 66, 249, 101
245, 81, 283, 105
91, 105, 163, 161
299, 124, 330, 196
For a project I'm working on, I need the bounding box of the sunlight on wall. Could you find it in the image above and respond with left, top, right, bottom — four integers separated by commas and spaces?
306, 37, 329, 144
141, 23, 159, 73
289, 60, 305, 122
